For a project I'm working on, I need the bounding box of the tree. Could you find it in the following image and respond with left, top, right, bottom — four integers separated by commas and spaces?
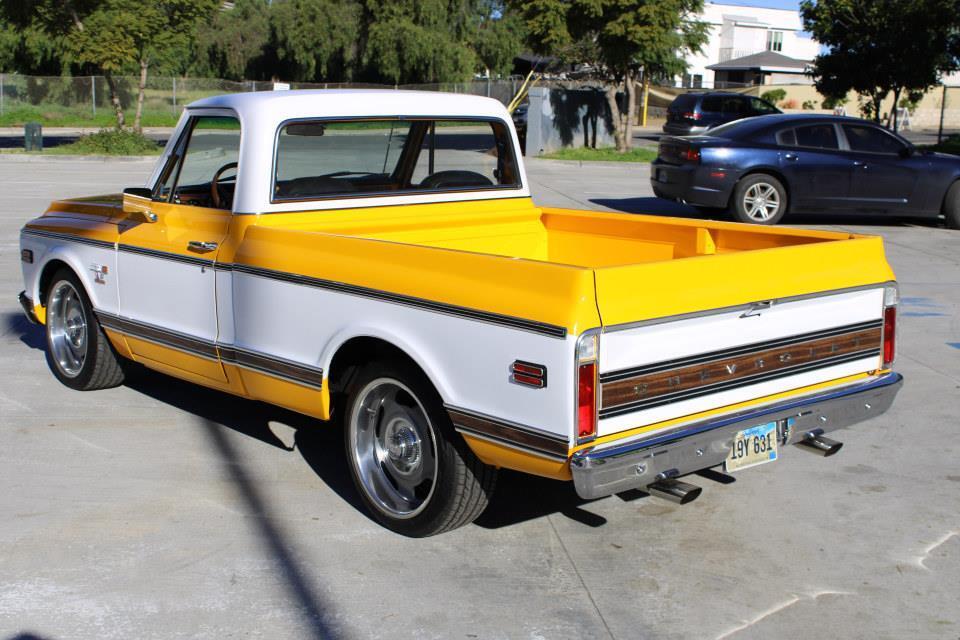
192, 0, 271, 81
516, 0, 708, 152
801, 0, 960, 131
268, 0, 360, 82
360, 0, 479, 84
472, 1, 525, 78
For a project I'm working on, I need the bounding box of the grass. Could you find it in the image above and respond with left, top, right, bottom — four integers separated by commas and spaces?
0, 104, 180, 128
1, 129, 163, 155
540, 146, 657, 162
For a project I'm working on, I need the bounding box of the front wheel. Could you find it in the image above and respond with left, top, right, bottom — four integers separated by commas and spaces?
344, 360, 497, 536
731, 174, 788, 225
44, 268, 125, 390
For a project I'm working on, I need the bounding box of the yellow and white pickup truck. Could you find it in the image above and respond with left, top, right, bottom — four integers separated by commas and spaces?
19, 90, 902, 536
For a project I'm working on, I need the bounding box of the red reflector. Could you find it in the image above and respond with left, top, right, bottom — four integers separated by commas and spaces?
684, 147, 701, 163
512, 373, 545, 388
511, 362, 544, 377
709, 171, 726, 178
577, 362, 597, 440
883, 306, 896, 367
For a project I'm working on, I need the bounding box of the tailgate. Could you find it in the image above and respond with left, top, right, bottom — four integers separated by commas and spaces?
593, 235, 895, 438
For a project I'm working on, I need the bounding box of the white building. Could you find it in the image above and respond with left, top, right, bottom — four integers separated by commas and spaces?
679, 2, 820, 89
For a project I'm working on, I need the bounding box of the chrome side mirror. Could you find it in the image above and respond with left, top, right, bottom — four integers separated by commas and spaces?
122, 187, 157, 222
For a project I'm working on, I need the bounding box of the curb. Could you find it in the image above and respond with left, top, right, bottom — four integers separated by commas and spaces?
527, 157, 652, 170
0, 154, 158, 163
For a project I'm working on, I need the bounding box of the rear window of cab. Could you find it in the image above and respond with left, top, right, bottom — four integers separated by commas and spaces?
272, 118, 521, 201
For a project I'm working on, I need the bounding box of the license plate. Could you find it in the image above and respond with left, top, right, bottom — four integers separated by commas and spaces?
725, 421, 778, 472
656, 169, 668, 183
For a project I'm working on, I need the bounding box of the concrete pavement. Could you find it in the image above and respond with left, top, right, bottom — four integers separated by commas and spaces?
0, 156, 958, 640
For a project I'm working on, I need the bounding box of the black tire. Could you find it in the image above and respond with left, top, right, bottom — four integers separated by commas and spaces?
943, 181, 960, 229
44, 268, 125, 391
343, 359, 497, 536
731, 173, 788, 225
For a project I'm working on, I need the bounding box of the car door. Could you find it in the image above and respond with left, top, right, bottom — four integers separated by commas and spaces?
776, 123, 853, 211
115, 113, 239, 382
839, 123, 919, 213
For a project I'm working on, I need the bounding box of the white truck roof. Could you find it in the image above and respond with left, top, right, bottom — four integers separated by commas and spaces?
160, 89, 527, 214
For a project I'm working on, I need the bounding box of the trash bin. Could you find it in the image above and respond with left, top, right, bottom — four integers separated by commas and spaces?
25, 122, 42, 152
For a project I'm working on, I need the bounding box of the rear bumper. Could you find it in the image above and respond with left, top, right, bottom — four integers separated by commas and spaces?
650, 162, 731, 208
570, 373, 903, 499
18, 291, 39, 325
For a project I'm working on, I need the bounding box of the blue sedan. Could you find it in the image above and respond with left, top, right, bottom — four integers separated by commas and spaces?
651, 114, 960, 227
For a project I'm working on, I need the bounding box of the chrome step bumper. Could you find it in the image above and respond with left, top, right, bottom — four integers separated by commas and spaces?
570, 373, 903, 499
18, 291, 39, 325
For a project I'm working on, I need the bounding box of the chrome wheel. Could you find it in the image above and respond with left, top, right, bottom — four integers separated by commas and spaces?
742, 182, 781, 222
47, 280, 88, 378
348, 378, 438, 519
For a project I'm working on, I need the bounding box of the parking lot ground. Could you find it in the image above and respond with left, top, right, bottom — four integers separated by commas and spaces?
1, 156, 958, 640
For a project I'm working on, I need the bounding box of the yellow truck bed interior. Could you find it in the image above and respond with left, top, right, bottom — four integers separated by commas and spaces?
281, 199, 854, 269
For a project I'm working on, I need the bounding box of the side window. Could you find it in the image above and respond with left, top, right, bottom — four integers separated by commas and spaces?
776, 128, 797, 146
722, 97, 748, 116
157, 116, 241, 209
750, 98, 778, 115
273, 118, 519, 200
701, 96, 722, 112
794, 124, 839, 150
842, 124, 907, 154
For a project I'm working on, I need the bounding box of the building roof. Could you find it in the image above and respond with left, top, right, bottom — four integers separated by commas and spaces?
706, 51, 811, 73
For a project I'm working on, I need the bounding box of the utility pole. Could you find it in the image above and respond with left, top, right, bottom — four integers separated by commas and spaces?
938, 84, 947, 144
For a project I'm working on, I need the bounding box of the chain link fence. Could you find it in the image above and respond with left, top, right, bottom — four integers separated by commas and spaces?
1, 73, 958, 138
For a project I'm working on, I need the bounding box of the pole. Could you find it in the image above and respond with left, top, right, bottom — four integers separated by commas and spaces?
172, 77, 177, 112
91, 76, 96, 117
1, 73, 4, 117
641, 74, 650, 127
938, 84, 947, 144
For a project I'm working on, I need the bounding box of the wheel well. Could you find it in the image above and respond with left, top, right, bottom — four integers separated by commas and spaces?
939, 178, 960, 214
730, 169, 791, 210
327, 336, 432, 397
37, 259, 73, 305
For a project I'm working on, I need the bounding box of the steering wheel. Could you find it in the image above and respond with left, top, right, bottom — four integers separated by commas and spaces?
211, 162, 239, 209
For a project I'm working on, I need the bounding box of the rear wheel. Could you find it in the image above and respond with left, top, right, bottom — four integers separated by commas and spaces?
344, 360, 497, 536
943, 181, 960, 229
44, 269, 125, 390
731, 174, 787, 225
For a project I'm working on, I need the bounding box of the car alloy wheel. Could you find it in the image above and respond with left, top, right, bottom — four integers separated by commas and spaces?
742, 182, 781, 222
47, 280, 88, 378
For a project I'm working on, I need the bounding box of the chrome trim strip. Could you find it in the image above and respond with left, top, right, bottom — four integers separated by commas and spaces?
118, 244, 215, 268
97, 312, 220, 360
599, 350, 880, 418
600, 282, 895, 334
21, 228, 115, 250
219, 345, 324, 389
225, 263, 567, 339
445, 405, 570, 459
600, 319, 883, 382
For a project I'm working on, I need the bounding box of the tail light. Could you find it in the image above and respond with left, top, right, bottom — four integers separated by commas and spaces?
684, 147, 701, 163
882, 285, 898, 368
682, 111, 701, 120
576, 332, 599, 443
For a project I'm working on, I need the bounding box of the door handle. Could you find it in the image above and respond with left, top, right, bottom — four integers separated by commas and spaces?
853, 160, 868, 168
187, 240, 218, 253
783, 152, 799, 161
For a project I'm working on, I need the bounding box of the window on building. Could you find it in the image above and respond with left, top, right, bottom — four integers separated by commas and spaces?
766, 31, 783, 52
692, 74, 703, 89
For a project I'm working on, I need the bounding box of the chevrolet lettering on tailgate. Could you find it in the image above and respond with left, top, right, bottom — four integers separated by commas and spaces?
18, 90, 902, 536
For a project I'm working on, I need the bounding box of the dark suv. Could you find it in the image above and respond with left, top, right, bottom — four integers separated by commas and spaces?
663, 92, 780, 136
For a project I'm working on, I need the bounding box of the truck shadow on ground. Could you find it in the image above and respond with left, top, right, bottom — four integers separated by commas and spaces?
592, 197, 947, 228
5, 311, 615, 530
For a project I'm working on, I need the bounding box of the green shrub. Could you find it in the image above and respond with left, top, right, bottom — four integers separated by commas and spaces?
802, 100, 817, 110
822, 95, 848, 110
55, 129, 162, 155
760, 89, 787, 105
